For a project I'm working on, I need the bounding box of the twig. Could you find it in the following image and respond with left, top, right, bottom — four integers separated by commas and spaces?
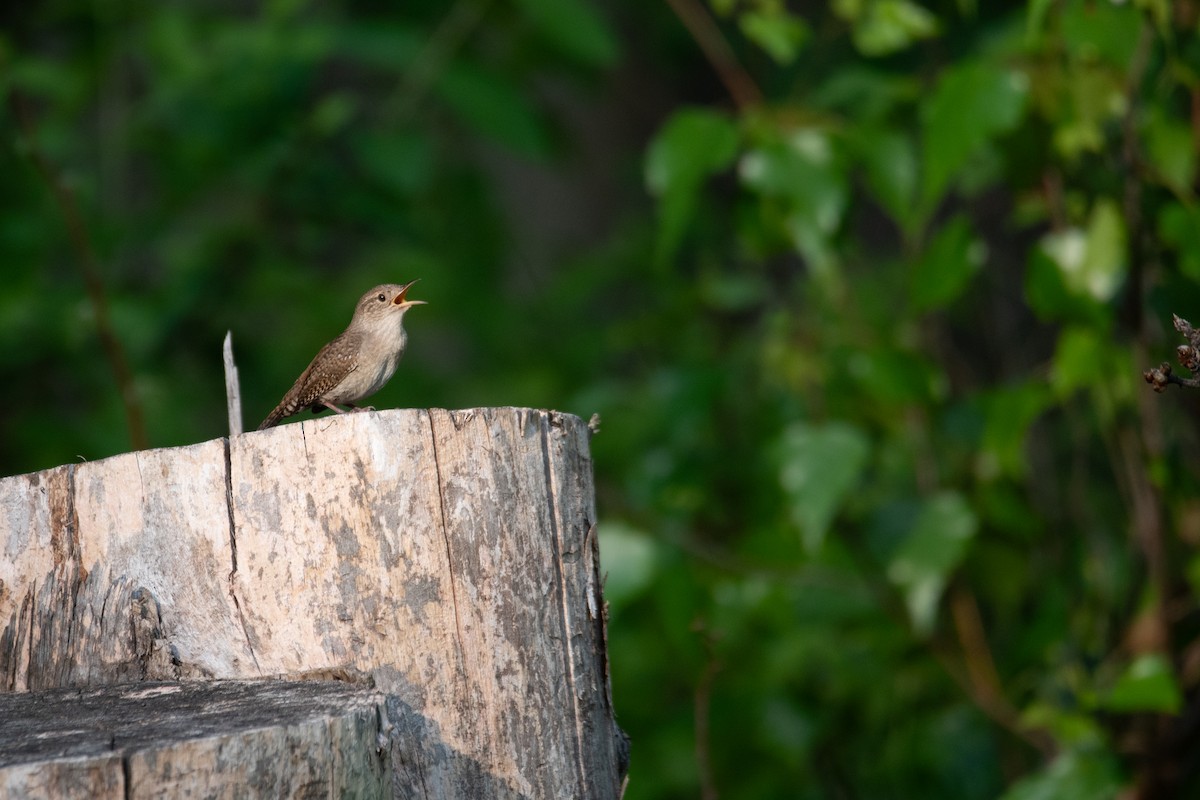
1192, 86, 1200, 155
663, 0, 763, 111
946, 585, 1060, 759
1042, 169, 1067, 230
949, 587, 1007, 715
8, 89, 149, 451
223, 331, 243, 435
840, 537, 1056, 758
925, 634, 1056, 758
388, 0, 490, 125
1120, 23, 1154, 331
692, 621, 721, 800
1143, 314, 1200, 391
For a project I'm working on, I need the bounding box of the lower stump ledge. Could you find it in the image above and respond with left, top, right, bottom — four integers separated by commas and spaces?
0, 680, 389, 798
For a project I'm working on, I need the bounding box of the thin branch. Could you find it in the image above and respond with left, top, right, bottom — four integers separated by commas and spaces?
387, 0, 491, 125
1042, 169, 1067, 230
8, 89, 149, 451
926, 633, 1056, 758
1145, 363, 1200, 390
1192, 86, 1200, 155
817, 532, 1057, 757
1144, 314, 1200, 391
663, 0, 764, 111
692, 621, 721, 800
949, 586, 1008, 715
1119, 23, 1154, 332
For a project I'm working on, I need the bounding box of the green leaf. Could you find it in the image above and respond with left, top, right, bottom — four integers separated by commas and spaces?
512, 0, 620, 67
848, 348, 943, 406
1099, 654, 1183, 714
596, 521, 659, 609
739, 131, 847, 236
7, 57, 90, 108
920, 62, 1028, 213
330, 22, 422, 70
1052, 66, 1124, 160
1050, 327, 1104, 398
910, 216, 984, 311
1038, 199, 1125, 303
1159, 205, 1200, 281
785, 215, 840, 283
1137, 0, 1170, 33
1144, 109, 1196, 196
1186, 554, 1200, 599
739, 10, 811, 65
352, 131, 434, 196
978, 382, 1052, 479
836, 0, 940, 57
698, 270, 768, 312
778, 421, 871, 552
1025, 246, 1105, 323
1060, 0, 1142, 69
309, 92, 357, 137
1001, 750, 1123, 800
857, 127, 918, 230
1024, 0, 1055, 44
646, 109, 740, 195
812, 68, 919, 122
437, 65, 552, 157
887, 491, 978, 635
1019, 703, 1107, 749
645, 108, 739, 261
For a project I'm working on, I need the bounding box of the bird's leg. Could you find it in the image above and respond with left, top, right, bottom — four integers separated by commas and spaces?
344, 403, 376, 413
319, 400, 348, 415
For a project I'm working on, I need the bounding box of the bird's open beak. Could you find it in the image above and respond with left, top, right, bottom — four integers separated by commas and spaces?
394, 279, 427, 308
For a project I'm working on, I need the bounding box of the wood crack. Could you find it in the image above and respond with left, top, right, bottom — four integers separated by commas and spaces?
427, 410, 470, 687
541, 412, 589, 798
24, 580, 36, 691
222, 437, 259, 672
65, 463, 79, 562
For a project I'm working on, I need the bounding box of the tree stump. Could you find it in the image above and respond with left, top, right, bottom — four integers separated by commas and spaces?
0, 408, 627, 798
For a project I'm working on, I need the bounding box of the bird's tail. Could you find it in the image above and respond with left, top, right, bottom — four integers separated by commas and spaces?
257, 407, 284, 430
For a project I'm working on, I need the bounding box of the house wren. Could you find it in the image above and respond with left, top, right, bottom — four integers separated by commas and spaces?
257, 280, 426, 430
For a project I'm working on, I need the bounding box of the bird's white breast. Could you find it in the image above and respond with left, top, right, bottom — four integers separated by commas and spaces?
331, 323, 408, 403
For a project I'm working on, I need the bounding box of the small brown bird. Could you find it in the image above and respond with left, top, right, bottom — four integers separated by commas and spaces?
257, 281, 426, 430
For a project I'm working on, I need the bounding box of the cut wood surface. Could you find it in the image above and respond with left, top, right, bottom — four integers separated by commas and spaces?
0, 407, 627, 798
0, 680, 388, 799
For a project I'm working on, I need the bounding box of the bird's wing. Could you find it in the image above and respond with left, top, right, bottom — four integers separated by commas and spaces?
257, 334, 359, 429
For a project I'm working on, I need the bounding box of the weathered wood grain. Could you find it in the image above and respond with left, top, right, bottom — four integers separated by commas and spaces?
0, 408, 627, 798
0, 680, 388, 798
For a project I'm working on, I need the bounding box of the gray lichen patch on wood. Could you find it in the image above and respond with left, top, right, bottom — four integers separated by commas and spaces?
0, 407, 627, 798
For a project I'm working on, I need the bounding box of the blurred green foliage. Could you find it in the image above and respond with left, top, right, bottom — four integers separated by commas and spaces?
5, 0, 1200, 796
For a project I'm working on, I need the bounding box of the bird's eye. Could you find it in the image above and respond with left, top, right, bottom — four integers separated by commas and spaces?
377, 293, 386, 302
